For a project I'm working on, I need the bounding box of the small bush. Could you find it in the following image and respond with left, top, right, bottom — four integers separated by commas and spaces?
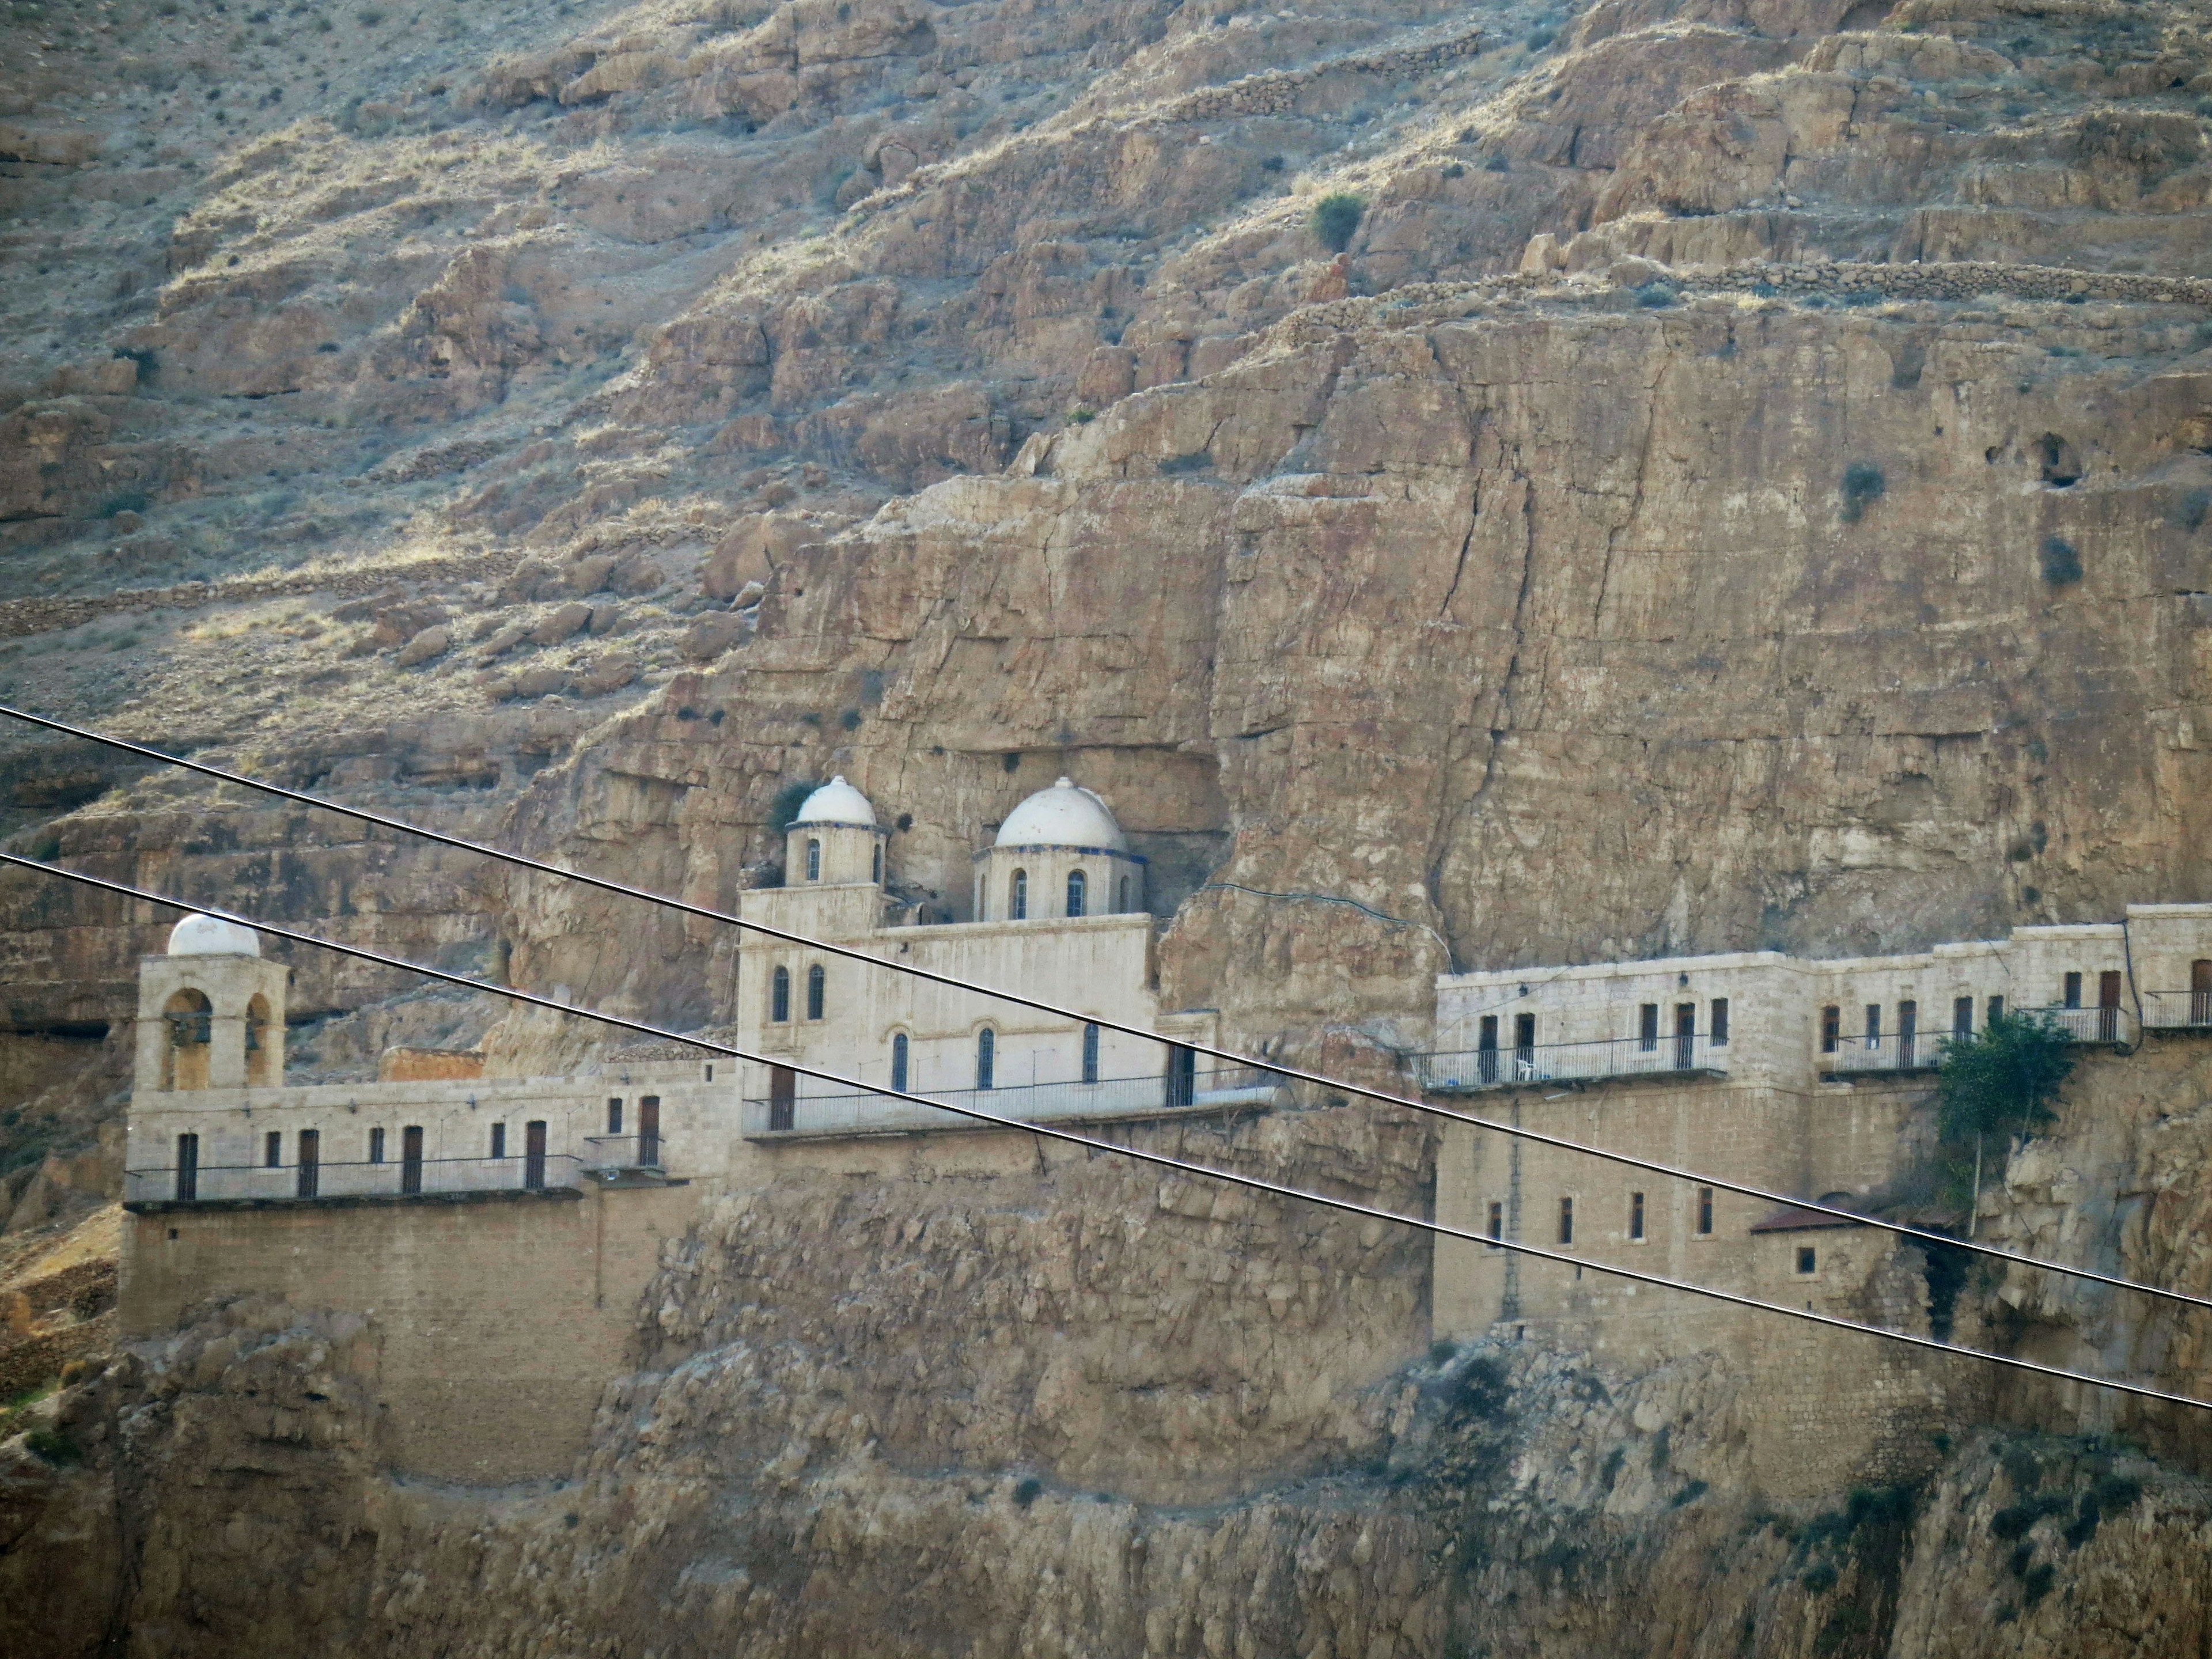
1067, 406, 1094, 425
1802, 1560, 1839, 1594
838, 709, 862, 732
1671, 1478, 1710, 1508
1839, 462, 1887, 524
2040, 535, 2083, 585
2022, 1562, 2055, 1605
1310, 192, 1365, 253
1634, 281, 1677, 308
768, 779, 817, 834
1991, 1493, 2068, 1540
1525, 26, 1555, 48
100, 490, 151, 518
1013, 1476, 1044, 1508
1158, 451, 1212, 476
2171, 487, 2210, 531
24, 1429, 81, 1465
1486, 153, 1511, 172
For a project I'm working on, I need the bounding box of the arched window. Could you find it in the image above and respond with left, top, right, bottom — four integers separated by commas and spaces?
1010, 869, 1028, 920
1118, 875, 1130, 912
162, 988, 213, 1092
806, 963, 826, 1021
976, 1027, 996, 1090
891, 1032, 909, 1093
770, 965, 791, 1022
805, 838, 822, 882
871, 841, 882, 884
245, 993, 276, 1087
1082, 1022, 1100, 1085
1066, 869, 1087, 918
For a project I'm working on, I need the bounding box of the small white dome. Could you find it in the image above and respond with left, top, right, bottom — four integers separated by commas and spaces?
794, 775, 876, 826
168, 913, 260, 957
995, 778, 1130, 853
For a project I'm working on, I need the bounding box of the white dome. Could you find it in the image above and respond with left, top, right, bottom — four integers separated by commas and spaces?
995, 778, 1129, 853
168, 913, 260, 957
794, 775, 876, 826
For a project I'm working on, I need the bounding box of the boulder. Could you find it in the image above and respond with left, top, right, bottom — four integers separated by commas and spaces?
393, 624, 452, 668
527, 603, 593, 647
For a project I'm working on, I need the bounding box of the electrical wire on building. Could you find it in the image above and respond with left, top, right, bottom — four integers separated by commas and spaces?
3, 701, 2206, 1315
9, 850, 2210, 1415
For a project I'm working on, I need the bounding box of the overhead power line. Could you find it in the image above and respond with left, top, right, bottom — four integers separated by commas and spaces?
6, 849, 2209, 1416
2, 702, 2202, 1315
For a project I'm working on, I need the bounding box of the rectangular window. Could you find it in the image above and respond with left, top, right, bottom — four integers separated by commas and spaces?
1638, 1003, 1659, 1051
1820, 1005, 1840, 1054
1081, 1022, 1100, 1086
607, 1097, 623, 1135
369, 1127, 385, 1164
1696, 1186, 1714, 1236
1987, 994, 2005, 1024
490, 1122, 506, 1160
2064, 971, 2082, 1009
265, 1129, 282, 1169
1709, 998, 1729, 1046
1558, 1196, 1574, 1247
175, 1133, 199, 1203
1796, 1245, 1817, 1277
1898, 1000, 1918, 1066
1864, 1003, 1881, 1046
1486, 1200, 1503, 1247
1629, 1191, 1646, 1241
1953, 995, 1974, 1040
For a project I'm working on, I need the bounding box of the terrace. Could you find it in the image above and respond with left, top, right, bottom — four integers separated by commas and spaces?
743, 1066, 1285, 1141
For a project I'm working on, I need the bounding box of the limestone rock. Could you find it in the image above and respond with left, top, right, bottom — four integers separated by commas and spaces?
392, 624, 452, 668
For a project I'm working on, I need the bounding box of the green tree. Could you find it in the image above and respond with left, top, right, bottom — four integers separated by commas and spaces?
1310, 192, 1365, 253
1938, 1010, 2075, 1234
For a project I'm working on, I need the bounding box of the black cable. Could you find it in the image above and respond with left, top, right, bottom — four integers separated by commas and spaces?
4, 700, 2205, 1315
8, 850, 2210, 1415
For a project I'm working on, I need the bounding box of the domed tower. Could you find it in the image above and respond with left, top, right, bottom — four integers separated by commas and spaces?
786, 775, 888, 888
975, 778, 1147, 922
134, 913, 288, 1094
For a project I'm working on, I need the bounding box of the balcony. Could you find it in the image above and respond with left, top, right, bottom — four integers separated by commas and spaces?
2037, 1005, 2134, 1046
123, 1154, 585, 1210
1820, 1032, 1943, 1078
1415, 1034, 1727, 1094
743, 1067, 1285, 1141
581, 1134, 668, 1185
2141, 992, 2212, 1032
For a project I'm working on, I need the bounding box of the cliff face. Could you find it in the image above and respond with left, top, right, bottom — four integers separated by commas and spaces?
11, 0, 2212, 1650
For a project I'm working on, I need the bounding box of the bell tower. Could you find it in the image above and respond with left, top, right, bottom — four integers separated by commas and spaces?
134, 913, 289, 1094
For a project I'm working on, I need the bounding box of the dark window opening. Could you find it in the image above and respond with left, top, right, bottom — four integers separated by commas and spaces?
265, 1130, 282, 1169
402, 1126, 424, 1195
2063, 971, 2082, 1009
1478, 1014, 1499, 1084
1696, 1186, 1714, 1236
805, 838, 821, 881
1638, 1002, 1659, 1052
1558, 1196, 1574, 1247
2195, 959, 2212, 1024
175, 1133, 199, 1202
1513, 1013, 1536, 1074
489, 1122, 506, 1159
1486, 1200, 1503, 1246
607, 1097, 624, 1135
525, 1120, 547, 1190
296, 1129, 319, 1199
806, 963, 825, 1021
1796, 1245, 1817, 1277
2100, 969, 2123, 1041
639, 1096, 660, 1166
891, 1032, 910, 1094
1066, 869, 1087, 918
1082, 1022, 1100, 1085
1987, 994, 2005, 1024
1673, 1002, 1696, 1070
1953, 995, 1974, 1040
369, 1127, 385, 1164
978, 1028, 997, 1091
770, 965, 791, 1023
1709, 998, 1729, 1046
1899, 999, 1918, 1067
1010, 869, 1028, 921
770, 1066, 796, 1131
870, 842, 882, 884
1864, 1003, 1882, 1047
1820, 1005, 1840, 1053
1629, 1191, 1645, 1241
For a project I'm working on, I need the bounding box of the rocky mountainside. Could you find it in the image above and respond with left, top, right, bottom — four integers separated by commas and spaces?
11, 0, 2212, 1649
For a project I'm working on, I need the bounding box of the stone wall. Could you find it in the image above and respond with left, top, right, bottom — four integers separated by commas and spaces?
118, 1180, 699, 1482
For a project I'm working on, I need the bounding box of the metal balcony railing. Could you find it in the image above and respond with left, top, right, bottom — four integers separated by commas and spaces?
2141, 992, 2212, 1031
1819, 1031, 1943, 1075
123, 1154, 585, 1206
1415, 1033, 1728, 1093
743, 1067, 1285, 1140
2037, 1005, 2134, 1046
582, 1134, 663, 1172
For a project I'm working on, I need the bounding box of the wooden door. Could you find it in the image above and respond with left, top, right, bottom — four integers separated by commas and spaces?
297, 1129, 319, 1200
401, 1125, 424, 1195
524, 1119, 547, 1190
638, 1096, 661, 1167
